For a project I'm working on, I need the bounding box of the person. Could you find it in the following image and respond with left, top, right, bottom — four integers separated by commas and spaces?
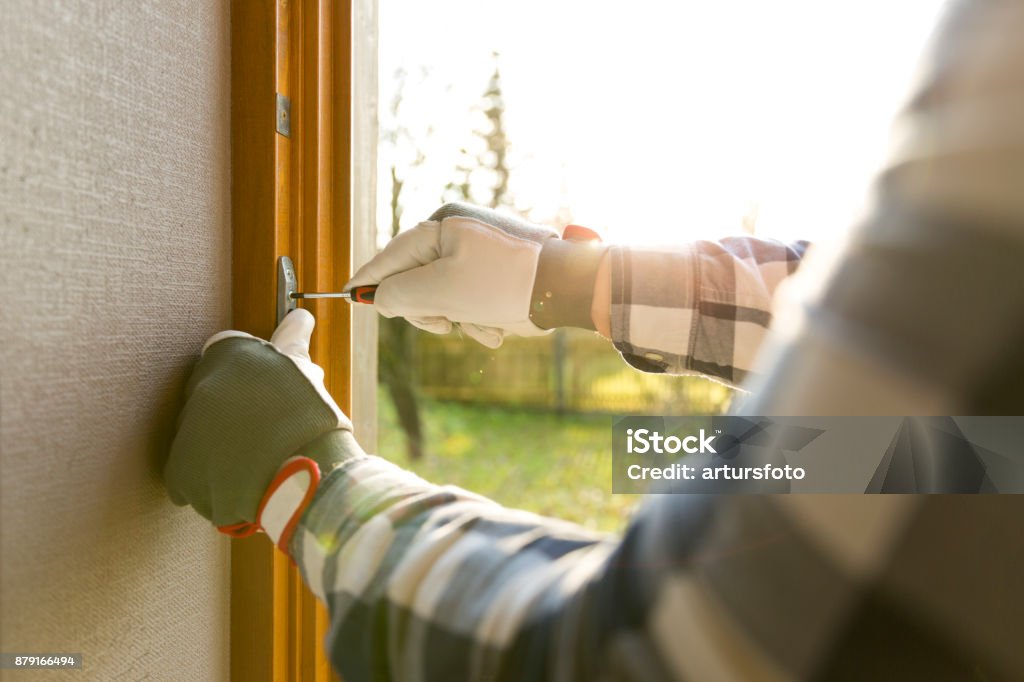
164, 1, 1024, 679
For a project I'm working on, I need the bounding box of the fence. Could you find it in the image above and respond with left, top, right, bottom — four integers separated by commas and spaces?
410, 327, 733, 415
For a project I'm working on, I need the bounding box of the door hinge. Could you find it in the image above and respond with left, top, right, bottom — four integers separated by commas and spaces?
276, 93, 291, 137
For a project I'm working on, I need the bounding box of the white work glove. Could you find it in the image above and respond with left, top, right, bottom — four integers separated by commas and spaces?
347, 203, 561, 348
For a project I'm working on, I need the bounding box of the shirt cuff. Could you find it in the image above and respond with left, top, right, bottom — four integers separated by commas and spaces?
608, 244, 698, 374
529, 239, 609, 330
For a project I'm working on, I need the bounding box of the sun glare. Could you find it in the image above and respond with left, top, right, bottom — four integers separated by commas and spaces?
379, 0, 946, 248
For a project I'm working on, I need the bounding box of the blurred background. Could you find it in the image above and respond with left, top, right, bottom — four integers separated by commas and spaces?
374, 0, 946, 530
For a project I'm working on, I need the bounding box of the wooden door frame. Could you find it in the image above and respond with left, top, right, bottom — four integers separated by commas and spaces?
230, 0, 376, 679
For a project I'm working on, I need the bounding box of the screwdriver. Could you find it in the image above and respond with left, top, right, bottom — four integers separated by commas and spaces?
290, 285, 377, 304
276, 256, 377, 324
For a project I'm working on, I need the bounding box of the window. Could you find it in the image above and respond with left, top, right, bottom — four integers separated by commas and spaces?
371, 0, 943, 531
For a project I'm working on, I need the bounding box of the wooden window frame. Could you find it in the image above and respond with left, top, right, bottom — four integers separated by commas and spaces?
230, 0, 376, 679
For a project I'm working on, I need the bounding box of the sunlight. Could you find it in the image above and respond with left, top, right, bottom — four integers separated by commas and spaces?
379, 0, 947, 247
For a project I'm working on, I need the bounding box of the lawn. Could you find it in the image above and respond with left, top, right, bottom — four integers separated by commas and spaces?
376, 393, 640, 533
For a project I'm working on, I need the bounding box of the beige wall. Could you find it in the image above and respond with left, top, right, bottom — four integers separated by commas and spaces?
1, 2, 231, 679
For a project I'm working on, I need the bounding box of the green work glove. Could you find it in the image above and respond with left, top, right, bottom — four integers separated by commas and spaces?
164, 309, 362, 544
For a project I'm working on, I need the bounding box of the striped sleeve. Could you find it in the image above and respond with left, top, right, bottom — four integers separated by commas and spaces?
291, 454, 619, 681
608, 237, 809, 386
289, 454, 1022, 681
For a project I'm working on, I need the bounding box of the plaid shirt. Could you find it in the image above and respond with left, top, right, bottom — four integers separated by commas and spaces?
294, 459, 1021, 681
608, 238, 809, 387
293, 1, 1024, 678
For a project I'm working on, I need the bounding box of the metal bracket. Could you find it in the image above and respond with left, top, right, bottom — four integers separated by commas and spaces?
276, 93, 291, 137
277, 256, 298, 324
277, 255, 371, 324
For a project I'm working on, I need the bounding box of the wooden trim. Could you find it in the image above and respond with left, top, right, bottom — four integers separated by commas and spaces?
231, 0, 357, 679
229, 2, 288, 680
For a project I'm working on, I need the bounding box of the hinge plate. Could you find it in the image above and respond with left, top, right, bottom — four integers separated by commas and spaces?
277, 256, 298, 324
276, 93, 291, 137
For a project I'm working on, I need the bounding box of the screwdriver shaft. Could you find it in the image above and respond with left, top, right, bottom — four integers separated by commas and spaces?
290, 292, 351, 299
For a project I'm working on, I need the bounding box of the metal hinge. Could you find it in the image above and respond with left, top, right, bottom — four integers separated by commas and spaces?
276, 93, 291, 137
277, 256, 298, 324
276, 256, 373, 324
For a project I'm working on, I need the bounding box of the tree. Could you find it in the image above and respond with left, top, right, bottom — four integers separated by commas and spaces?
379, 70, 426, 460
445, 55, 513, 210
379, 56, 517, 459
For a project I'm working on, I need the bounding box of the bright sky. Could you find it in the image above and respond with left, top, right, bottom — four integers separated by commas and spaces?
378, 0, 947, 247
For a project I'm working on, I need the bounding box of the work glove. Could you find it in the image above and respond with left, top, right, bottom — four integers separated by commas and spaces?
164, 309, 363, 551
346, 202, 608, 348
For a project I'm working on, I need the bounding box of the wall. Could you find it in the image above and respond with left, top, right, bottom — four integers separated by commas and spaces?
1, 2, 231, 679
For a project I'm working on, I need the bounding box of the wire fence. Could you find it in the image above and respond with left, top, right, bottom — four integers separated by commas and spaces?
411, 327, 733, 415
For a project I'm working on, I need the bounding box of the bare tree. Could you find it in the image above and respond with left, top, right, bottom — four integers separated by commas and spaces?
445, 55, 513, 210
380, 57, 519, 458
379, 69, 426, 459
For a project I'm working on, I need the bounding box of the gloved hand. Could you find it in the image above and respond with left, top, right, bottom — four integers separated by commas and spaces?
164, 309, 363, 550
346, 202, 607, 348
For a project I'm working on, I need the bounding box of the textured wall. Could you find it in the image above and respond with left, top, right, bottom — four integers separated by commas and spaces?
0, 2, 231, 680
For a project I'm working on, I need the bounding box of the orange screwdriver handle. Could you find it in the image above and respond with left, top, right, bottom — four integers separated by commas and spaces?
349, 285, 377, 304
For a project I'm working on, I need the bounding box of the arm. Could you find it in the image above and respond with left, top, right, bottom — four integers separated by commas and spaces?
297, 452, 1016, 681
290, 449, 899, 681
347, 203, 809, 388
591, 238, 809, 386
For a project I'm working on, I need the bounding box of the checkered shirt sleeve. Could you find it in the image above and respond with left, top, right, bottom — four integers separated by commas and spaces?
292, 456, 1021, 681
608, 238, 809, 386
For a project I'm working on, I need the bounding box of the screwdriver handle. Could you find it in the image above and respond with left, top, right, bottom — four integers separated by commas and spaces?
349, 285, 377, 304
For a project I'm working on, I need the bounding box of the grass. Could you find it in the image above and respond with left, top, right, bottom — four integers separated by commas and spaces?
376, 392, 640, 533
413, 328, 735, 415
